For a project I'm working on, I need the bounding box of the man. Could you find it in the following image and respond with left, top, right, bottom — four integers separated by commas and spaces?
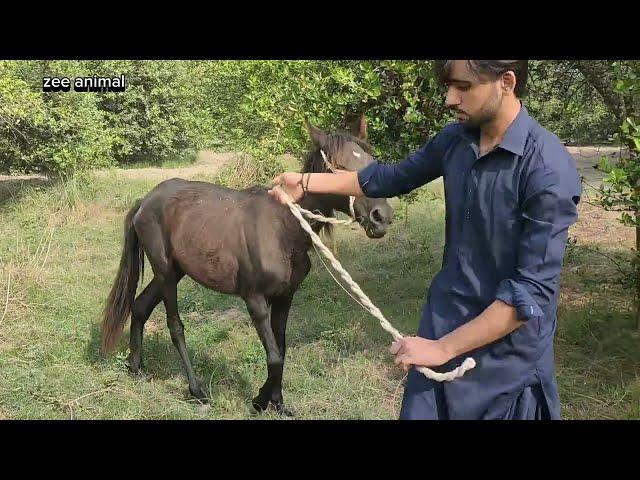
268, 60, 582, 420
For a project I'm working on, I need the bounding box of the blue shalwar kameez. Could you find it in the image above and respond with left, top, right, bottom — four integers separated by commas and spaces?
357, 105, 582, 419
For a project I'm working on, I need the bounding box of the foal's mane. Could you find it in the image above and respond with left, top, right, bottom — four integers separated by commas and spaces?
302, 131, 373, 174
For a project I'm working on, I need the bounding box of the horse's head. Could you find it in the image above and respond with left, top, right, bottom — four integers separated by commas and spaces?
302, 116, 394, 239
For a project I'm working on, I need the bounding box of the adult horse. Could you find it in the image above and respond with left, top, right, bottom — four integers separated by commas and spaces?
99, 117, 394, 415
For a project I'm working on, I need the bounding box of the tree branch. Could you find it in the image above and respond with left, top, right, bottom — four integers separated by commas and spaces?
572, 61, 625, 122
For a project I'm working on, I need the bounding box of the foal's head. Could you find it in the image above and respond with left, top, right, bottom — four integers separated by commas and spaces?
302, 116, 394, 239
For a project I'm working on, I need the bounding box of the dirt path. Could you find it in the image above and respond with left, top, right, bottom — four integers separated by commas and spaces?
0, 174, 50, 205
0, 150, 239, 205
565, 146, 634, 249
93, 150, 238, 181
567, 145, 627, 188
0, 145, 622, 185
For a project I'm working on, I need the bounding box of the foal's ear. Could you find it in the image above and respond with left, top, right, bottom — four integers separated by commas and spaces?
346, 114, 368, 141
356, 115, 368, 141
305, 118, 327, 147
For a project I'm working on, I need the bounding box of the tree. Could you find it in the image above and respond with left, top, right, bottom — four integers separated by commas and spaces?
525, 61, 619, 145
593, 61, 640, 330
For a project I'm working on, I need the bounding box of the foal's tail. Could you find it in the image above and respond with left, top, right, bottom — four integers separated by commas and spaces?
100, 199, 145, 355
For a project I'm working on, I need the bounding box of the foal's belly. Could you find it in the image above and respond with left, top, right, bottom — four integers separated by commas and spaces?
170, 223, 240, 294
167, 201, 295, 296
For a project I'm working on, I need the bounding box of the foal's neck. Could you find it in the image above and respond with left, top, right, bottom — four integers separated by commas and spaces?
298, 193, 349, 233
299, 193, 348, 216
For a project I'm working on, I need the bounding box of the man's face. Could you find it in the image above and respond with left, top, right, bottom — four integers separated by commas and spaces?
443, 60, 504, 129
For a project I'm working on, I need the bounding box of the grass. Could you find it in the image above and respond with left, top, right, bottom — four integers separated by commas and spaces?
0, 166, 638, 420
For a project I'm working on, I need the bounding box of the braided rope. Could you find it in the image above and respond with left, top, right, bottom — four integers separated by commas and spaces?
295, 205, 354, 226
275, 185, 476, 382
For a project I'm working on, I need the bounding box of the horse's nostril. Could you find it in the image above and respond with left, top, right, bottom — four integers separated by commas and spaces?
370, 207, 384, 224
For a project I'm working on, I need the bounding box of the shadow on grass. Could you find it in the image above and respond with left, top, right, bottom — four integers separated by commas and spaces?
84, 315, 256, 405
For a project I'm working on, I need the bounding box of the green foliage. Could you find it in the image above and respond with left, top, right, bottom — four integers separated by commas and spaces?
0, 61, 212, 174
597, 118, 640, 227
594, 61, 640, 327
0, 61, 114, 174
0, 59, 631, 180
89, 60, 204, 165
199, 60, 452, 208
526, 61, 619, 145
597, 61, 640, 229
221, 60, 452, 161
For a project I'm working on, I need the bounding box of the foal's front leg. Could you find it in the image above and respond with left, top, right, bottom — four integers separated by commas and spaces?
244, 294, 286, 414
268, 294, 294, 416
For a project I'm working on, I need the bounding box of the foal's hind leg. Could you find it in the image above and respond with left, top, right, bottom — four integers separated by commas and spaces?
128, 277, 163, 374
244, 294, 285, 414
134, 221, 204, 400
162, 275, 207, 401
128, 272, 184, 374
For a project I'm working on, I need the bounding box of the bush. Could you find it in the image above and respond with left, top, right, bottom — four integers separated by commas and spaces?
0, 60, 214, 174
0, 61, 115, 174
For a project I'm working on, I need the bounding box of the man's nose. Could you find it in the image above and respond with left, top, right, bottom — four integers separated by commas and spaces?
445, 88, 460, 108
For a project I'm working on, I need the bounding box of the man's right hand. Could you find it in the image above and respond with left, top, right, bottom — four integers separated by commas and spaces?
268, 172, 305, 205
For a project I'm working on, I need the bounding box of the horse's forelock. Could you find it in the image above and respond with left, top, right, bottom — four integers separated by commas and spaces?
302, 131, 373, 173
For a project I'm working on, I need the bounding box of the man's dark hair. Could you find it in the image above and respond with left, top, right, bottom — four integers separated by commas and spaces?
433, 60, 529, 97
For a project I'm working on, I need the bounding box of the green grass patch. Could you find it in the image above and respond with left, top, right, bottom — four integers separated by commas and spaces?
0, 172, 637, 419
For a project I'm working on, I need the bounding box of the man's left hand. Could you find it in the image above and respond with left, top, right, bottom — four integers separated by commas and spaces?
389, 337, 452, 371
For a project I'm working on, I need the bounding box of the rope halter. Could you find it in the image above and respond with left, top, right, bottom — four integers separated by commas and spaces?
319, 149, 357, 222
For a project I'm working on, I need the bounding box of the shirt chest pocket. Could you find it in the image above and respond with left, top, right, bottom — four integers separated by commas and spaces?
468, 162, 521, 236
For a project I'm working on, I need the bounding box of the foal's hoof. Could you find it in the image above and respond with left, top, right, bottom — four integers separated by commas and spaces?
252, 395, 270, 413
252, 396, 294, 417
190, 385, 209, 403
127, 363, 144, 376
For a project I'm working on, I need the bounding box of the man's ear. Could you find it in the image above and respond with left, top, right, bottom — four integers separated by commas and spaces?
502, 71, 517, 95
